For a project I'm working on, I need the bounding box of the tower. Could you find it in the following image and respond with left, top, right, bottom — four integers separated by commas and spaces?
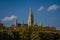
0, 20, 1, 24
0, 20, 3, 26
21, 19, 24, 26
40, 21, 43, 27
14, 18, 17, 27
34, 21, 37, 26
28, 7, 34, 26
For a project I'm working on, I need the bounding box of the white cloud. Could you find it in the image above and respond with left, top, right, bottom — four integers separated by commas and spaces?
38, 6, 44, 11
48, 4, 60, 11
1, 15, 17, 22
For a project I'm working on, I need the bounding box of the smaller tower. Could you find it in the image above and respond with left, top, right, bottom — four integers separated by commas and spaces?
21, 19, 24, 26
0, 20, 1, 23
34, 21, 37, 26
40, 21, 43, 28
47, 24, 49, 27
0, 20, 3, 26
14, 18, 17, 27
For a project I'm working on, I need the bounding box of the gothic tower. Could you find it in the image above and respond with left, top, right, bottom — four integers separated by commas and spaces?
28, 7, 34, 26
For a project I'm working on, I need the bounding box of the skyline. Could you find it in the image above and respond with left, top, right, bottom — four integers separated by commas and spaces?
0, 0, 60, 30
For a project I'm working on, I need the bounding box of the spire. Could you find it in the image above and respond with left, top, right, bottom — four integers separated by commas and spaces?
0, 20, 3, 25
21, 19, 24, 26
29, 6, 32, 15
28, 6, 34, 26
0, 20, 1, 24
0, 20, 4, 27
47, 24, 49, 27
34, 21, 37, 26
40, 20, 43, 27
14, 18, 17, 27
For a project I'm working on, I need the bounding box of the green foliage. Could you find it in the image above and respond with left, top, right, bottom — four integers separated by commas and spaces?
0, 25, 60, 40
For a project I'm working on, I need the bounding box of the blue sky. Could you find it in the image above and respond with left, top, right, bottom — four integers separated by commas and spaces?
0, 0, 60, 29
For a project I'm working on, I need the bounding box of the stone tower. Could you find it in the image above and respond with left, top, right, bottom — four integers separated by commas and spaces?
28, 7, 34, 26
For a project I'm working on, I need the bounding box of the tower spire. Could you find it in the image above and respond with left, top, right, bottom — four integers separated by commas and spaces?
40, 20, 43, 27
0, 20, 1, 24
34, 21, 37, 26
14, 18, 17, 27
28, 6, 34, 26
21, 19, 24, 26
